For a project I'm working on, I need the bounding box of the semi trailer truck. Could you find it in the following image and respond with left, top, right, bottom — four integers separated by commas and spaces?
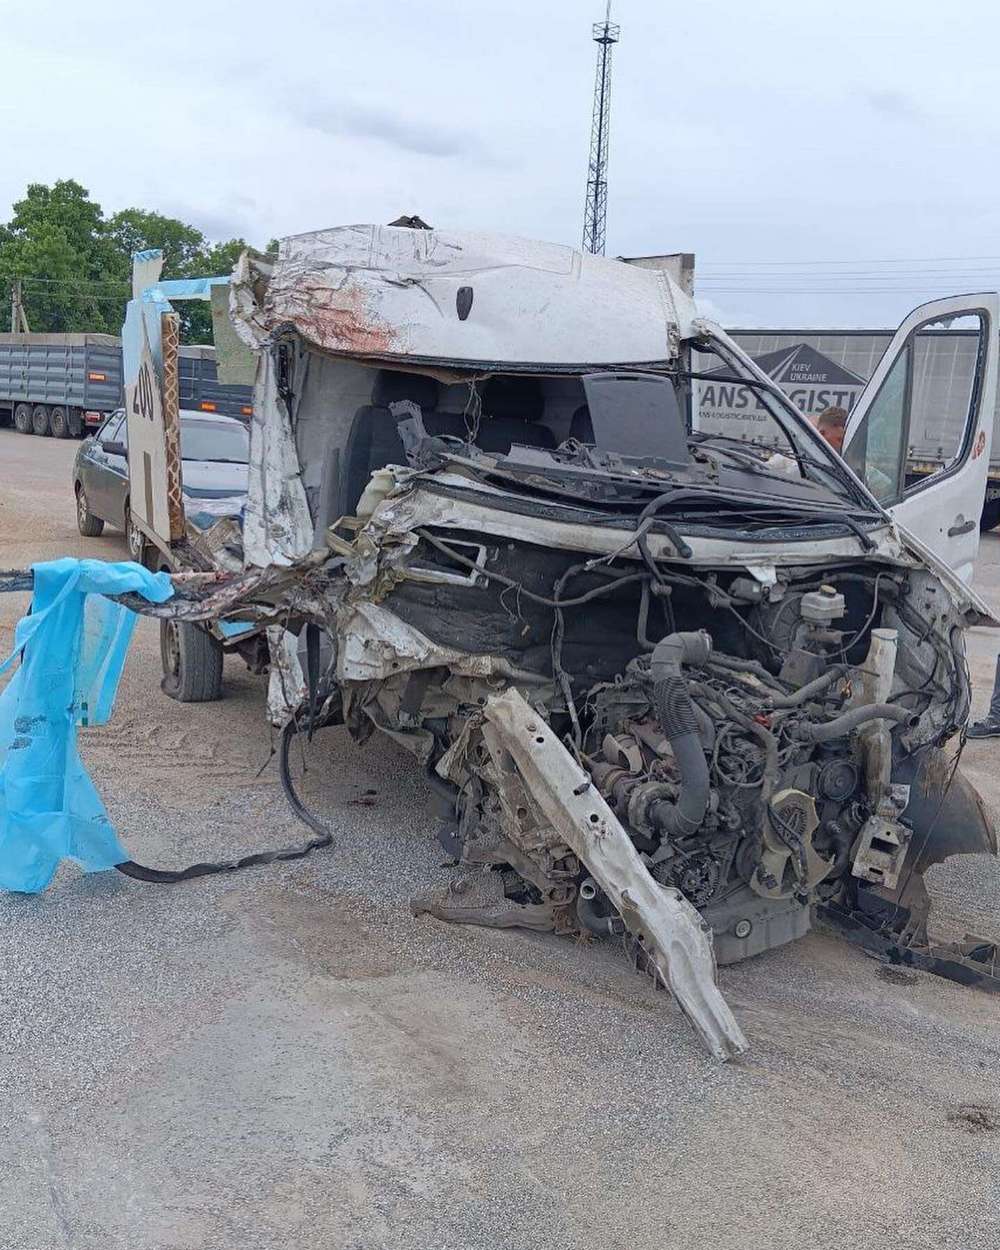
0, 332, 252, 437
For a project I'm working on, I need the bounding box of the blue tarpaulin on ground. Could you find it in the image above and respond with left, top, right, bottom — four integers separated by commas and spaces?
0, 559, 173, 893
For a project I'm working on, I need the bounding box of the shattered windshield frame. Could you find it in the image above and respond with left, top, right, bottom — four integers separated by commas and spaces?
405, 351, 884, 529
682, 331, 882, 511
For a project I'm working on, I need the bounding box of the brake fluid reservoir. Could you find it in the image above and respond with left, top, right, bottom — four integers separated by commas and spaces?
799, 585, 846, 625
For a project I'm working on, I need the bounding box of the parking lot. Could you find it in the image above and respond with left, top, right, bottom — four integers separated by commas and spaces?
2, 427, 1000, 1250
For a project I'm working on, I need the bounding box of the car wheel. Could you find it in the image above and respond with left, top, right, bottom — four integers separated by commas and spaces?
160, 619, 224, 702
75, 484, 105, 537
49, 406, 70, 439
32, 405, 51, 436
124, 503, 145, 561
13, 403, 32, 433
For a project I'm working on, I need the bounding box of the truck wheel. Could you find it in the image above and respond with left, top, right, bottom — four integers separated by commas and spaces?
13, 403, 32, 433
124, 503, 145, 561
32, 405, 51, 436
160, 619, 224, 702
75, 484, 104, 537
49, 406, 71, 439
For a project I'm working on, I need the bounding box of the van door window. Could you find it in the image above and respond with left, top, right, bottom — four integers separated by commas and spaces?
908, 328, 981, 486
844, 314, 986, 505
844, 348, 908, 502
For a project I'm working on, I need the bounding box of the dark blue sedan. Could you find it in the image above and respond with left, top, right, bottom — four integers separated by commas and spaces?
73, 408, 249, 558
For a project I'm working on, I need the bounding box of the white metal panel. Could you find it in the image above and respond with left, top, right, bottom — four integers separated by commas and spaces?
125, 314, 173, 541
242, 351, 314, 568
843, 294, 1000, 581
233, 225, 698, 368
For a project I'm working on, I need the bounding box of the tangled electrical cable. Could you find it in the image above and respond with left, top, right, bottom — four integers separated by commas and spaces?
116, 717, 335, 884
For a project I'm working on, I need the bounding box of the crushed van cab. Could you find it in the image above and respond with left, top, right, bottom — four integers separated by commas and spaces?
127, 226, 1000, 1058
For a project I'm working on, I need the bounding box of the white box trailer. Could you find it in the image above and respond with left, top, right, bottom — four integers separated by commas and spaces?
694, 328, 1000, 529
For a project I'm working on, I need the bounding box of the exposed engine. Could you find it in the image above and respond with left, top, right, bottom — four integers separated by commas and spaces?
395, 536, 975, 975
577, 629, 894, 964
197, 224, 1000, 1059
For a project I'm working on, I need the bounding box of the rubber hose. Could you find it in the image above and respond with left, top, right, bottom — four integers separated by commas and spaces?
769, 665, 847, 709
707, 653, 790, 689
796, 702, 917, 743
576, 880, 620, 936
650, 727, 711, 837
279, 717, 338, 840
655, 674, 700, 736
649, 630, 712, 681
692, 700, 717, 751
648, 632, 713, 838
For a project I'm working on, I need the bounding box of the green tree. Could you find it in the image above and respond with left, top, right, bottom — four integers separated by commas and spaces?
104, 208, 206, 283
100, 213, 249, 342
0, 179, 259, 342
0, 180, 125, 332
181, 237, 249, 343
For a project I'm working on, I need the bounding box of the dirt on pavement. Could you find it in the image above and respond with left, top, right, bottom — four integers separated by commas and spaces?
2, 427, 1000, 1250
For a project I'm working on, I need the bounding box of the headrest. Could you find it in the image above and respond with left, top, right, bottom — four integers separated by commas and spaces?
482, 375, 544, 422
371, 370, 438, 411
569, 404, 594, 443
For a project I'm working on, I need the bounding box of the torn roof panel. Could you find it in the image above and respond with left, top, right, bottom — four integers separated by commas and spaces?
232, 225, 699, 370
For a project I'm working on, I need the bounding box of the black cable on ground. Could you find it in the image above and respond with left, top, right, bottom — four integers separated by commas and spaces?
115, 718, 335, 883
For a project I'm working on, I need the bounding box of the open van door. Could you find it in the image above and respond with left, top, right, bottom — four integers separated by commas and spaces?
843, 294, 999, 582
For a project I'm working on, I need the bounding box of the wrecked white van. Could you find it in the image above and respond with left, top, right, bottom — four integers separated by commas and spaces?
130, 226, 1000, 1058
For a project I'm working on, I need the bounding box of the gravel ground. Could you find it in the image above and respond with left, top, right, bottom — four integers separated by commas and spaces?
2, 429, 1000, 1249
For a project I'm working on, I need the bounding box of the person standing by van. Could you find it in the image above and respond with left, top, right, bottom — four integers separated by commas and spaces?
968, 672, 1000, 738
816, 406, 848, 452
767, 406, 850, 476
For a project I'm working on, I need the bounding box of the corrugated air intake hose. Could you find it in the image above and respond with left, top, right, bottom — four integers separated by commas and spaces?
647, 630, 713, 838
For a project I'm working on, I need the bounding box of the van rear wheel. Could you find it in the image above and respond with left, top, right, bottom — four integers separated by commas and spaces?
124, 503, 145, 561
160, 619, 224, 702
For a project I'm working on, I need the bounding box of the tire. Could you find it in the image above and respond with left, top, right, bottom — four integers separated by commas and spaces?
75, 484, 105, 537
49, 405, 70, 439
160, 619, 224, 702
124, 503, 145, 561
32, 404, 51, 436
13, 403, 32, 434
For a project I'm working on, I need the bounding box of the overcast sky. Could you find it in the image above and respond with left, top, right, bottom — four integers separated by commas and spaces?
1, 0, 997, 330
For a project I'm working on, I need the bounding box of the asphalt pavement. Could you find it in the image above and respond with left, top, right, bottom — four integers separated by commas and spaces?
1, 428, 999, 1250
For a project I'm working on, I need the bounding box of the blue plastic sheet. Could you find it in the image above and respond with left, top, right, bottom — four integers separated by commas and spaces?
0, 559, 173, 893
